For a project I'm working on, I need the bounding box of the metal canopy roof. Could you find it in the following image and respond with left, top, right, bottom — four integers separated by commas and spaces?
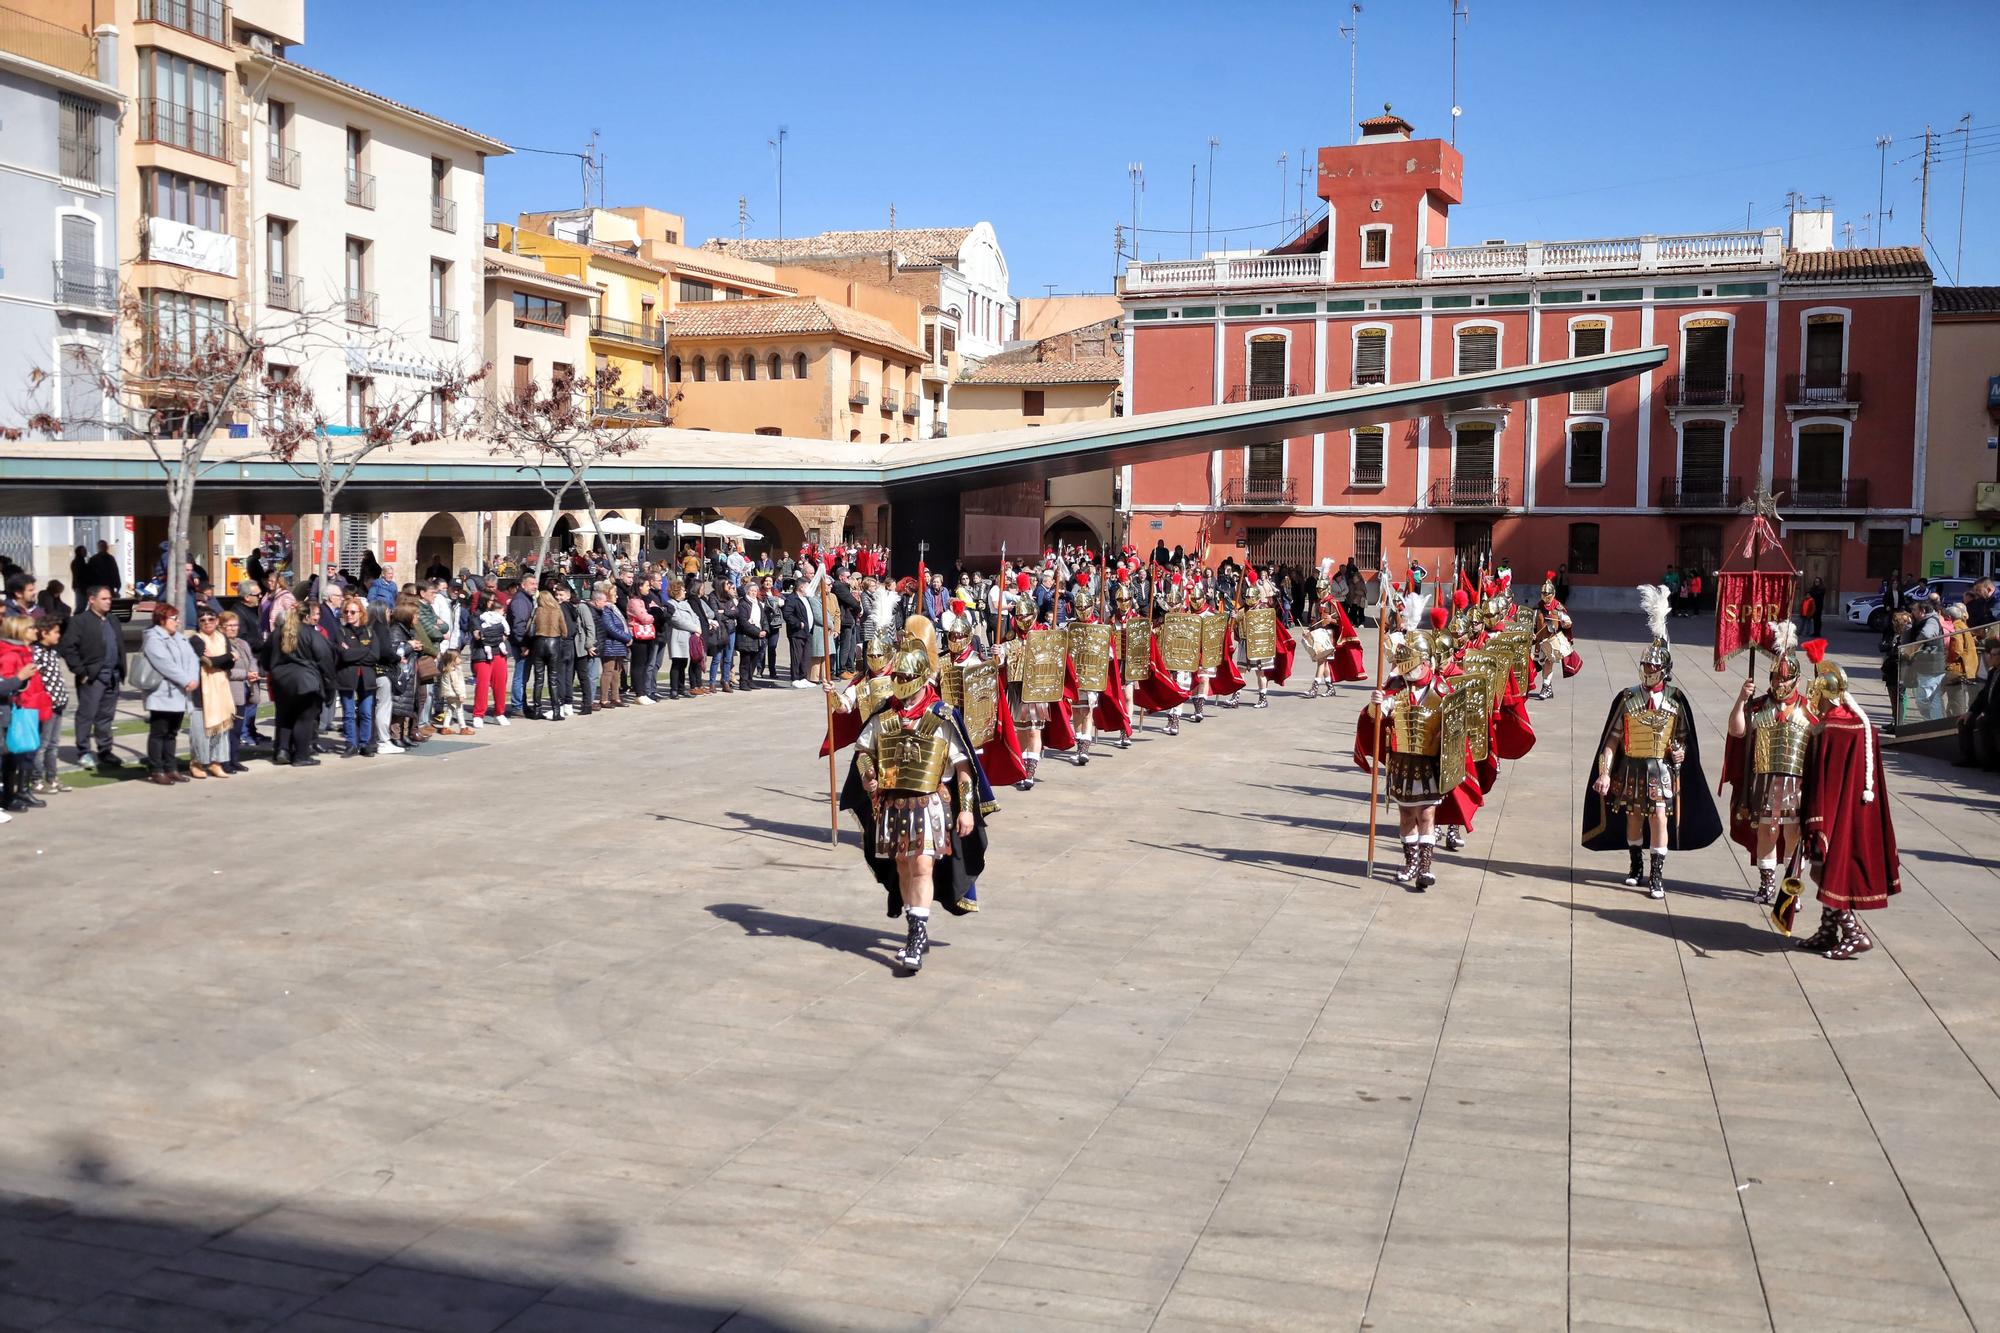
0, 347, 1663, 517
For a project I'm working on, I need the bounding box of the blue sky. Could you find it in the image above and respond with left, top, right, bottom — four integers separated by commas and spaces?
308, 0, 2000, 293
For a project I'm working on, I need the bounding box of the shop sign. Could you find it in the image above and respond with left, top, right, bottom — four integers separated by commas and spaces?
145, 217, 237, 277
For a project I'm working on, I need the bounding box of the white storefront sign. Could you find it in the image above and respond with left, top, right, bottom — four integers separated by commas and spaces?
145, 217, 238, 277
344, 343, 449, 384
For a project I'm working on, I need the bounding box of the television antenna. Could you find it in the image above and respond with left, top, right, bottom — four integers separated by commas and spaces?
1449, 1, 1469, 144
1340, 4, 1361, 144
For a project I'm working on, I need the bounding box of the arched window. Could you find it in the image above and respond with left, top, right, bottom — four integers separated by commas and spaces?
794, 352, 809, 378
741, 352, 756, 380
668, 355, 682, 383
692, 355, 706, 382
768, 353, 782, 380
849, 429, 861, 442
718, 354, 731, 382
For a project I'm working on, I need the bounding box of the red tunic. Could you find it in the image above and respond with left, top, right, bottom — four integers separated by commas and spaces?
1132, 635, 1192, 712
1805, 706, 1900, 911
1209, 627, 1247, 696
1093, 653, 1134, 736
1331, 606, 1368, 683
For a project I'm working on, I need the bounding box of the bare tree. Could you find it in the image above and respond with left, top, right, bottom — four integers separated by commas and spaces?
264, 348, 487, 583
484, 364, 667, 578
4, 283, 483, 600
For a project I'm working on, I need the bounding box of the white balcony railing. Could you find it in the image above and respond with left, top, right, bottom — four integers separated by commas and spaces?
1419, 229, 1783, 280
1124, 252, 1332, 293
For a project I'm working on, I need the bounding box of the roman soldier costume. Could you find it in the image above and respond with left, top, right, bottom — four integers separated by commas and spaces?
838, 619, 991, 972
1798, 640, 1900, 958
1723, 622, 1816, 905
1581, 585, 1722, 897
1067, 574, 1114, 764
1353, 594, 1451, 889
995, 576, 1063, 789
1238, 570, 1282, 708
820, 623, 899, 756
1529, 571, 1577, 701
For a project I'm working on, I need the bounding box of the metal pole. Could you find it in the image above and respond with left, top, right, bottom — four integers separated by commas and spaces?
1205, 136, 1218, 257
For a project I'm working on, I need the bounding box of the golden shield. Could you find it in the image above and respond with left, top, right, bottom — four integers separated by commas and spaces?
959, 658, 999, 746
1242, 607, 1279, 662
1070, 622, 1113, 693
1160, 612, 1200, 673
1022, 629, 1068, 704
1120, 620, 1152, 682
1198, 611, 1226, 670
1440, 687, 1480, 792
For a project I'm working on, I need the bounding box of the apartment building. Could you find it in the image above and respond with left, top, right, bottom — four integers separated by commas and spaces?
0, 6, 125, 582
1921, 288, 2000, 581
1119, 112, 1931, 605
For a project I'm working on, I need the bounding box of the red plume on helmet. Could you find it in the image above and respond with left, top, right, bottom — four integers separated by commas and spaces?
1247, 567, 1259, 585
1116, 566, 1129, 583
1545, 569, 1556, 581
1453, 590, 1469, 611
950, 598, 966, 615
1016, 571, 1032, 593
1430, 607, 1448, 630
1802, 638, 1828, 666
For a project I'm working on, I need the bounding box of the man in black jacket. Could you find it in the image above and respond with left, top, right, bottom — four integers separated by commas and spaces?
735, 582, 770, 691
831, 571, 862, 674
82, 541, 122, 597
780, 578, 812, 685
506, 575, 537, 717
59, 584, 123, 770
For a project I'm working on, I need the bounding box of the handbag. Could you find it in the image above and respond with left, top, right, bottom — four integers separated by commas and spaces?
689, 629, 706, 666
5, 707, 39, 755
632, 617, 656, 642
413, 656, 439, 683
127, 650, 162, 695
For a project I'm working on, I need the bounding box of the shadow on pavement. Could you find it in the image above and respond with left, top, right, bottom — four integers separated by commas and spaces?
1, 1136, 814, 1332
1524, 894, 1782, 955
705, 902, 917, 971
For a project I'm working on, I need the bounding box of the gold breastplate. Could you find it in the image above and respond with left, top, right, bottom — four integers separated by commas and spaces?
857, 673, 895, 716
1070, 622, 1112, 691
1751, 701, 1812, 776
1392, 691, 1444, 755
875, 708, 952, 794
1621, 691, 1676, 759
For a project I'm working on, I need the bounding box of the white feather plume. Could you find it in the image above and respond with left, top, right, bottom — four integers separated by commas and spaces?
1398, 589, 1428, 635
1767, 620, 1798, 658
1638, 584, 1671, 643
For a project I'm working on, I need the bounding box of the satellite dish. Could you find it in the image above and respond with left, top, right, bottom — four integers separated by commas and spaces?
1451, 105, 1463, 118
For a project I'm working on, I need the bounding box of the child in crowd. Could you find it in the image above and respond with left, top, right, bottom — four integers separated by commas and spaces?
33, 617, 71, 795
436, 650, 471, 735
0, 613, 53, 816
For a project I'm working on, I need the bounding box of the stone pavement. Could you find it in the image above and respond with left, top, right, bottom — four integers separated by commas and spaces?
2, 618, 1997, 1332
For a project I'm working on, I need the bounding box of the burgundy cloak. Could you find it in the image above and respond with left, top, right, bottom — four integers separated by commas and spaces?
1805, 705, 1900, 911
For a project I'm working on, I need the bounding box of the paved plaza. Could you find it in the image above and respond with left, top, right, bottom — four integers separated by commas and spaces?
2, 620, 1998, 1332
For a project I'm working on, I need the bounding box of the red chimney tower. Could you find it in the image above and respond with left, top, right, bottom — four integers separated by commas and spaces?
1317, 105, 1464, 285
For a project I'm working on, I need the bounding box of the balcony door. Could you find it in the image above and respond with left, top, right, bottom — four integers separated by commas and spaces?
1679, 420, 1725, 498
1804, 316, 1844, 390
1248, 334, 1286, 401
1796, 426, 1844, 498
1453, 521, 1493, 574
1453, 424, 1495, 482
1682, 320, 1729, 400
1248, 441, 1284, 485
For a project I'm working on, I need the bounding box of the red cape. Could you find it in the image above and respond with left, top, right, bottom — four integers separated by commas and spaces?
1209, 627, 1247, 695
1043, 659, 1079, 751
1353, 704, 1386, 773
1332, 607, 1368, 683
1269, 621, 1296, 686
1493, 672, 1536, 760
1805, 706, 1900, 911
1093, 654, 1134, 736
817, 672, 882, 756
1132, 635, 1191, 712
982, 673, 1029, 786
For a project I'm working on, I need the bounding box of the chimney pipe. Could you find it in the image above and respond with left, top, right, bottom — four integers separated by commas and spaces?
93, 23, 117, 84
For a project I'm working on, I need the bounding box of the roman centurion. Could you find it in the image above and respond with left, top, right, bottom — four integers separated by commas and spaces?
1067, 573, 1115, 764
840, 618, 991, 973
1797, 639, 1900, 959
1723, 621, 1816, 906
1529, 570, 1577, 701
1356, 593, 1451, 890
1581, 585, 1722, 898
995, 575, 1065, 789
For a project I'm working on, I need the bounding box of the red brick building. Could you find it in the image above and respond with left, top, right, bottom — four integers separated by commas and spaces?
1118, 112, 1931, 606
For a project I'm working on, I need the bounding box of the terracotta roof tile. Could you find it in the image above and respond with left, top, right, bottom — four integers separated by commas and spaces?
1934, 286, 2000, 314
1782, 246, 1929, 282
702, 227, 974, 267
957, 354, 1124, 386
666, 297, 923, 358
263, 59, 507, 152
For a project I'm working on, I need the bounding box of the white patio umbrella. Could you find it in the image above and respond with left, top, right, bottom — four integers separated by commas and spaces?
701, 519, 764, 541
576, 516, 646, 536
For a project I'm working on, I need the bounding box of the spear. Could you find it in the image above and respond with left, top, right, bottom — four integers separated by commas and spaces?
819, 558, 839, 845
1365, 561, 1393, 876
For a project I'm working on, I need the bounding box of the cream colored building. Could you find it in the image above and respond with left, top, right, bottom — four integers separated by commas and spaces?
951, 317, 1123, 547
1920, 287, 2000, 580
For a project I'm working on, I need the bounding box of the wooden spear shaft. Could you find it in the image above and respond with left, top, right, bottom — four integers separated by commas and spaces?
1365, 566, 1391, 875
821, 569, 840, 845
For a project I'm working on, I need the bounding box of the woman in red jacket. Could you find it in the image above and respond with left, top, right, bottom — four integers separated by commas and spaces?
0, 613, 55, 815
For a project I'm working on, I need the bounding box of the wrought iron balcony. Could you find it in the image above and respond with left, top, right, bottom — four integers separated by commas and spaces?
346, 171, 375, 209
591, 314, 664, 347
345, 288, 377, 327
1221, 476, 1299, 507
1427, 474, 1511, 509
882, 388, 901, 413
430, 308, 459, 342
902, 397, 920, 418
1776, 476, 1869, 510
266, 272, 301, 311
1225, 381, 1299, 403
1, 4, 98, 75
267, 147, 299, 187
1789, 373, 1861, 407
431, 196, 457, 233
1663, 373, 1743, 408
138, 0, 228, 45
1656, 475, 1742, 509
52, 262, 117, 315
137, 99, 227, 160
847, 383, 869, 407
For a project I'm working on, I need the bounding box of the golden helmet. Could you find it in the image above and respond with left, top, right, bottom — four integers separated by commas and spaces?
1390, 630, 1435, 676
890, 618, 939, 700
